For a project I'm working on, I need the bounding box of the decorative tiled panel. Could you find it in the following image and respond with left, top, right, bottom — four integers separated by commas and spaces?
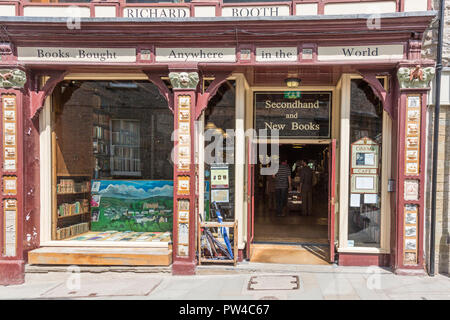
404, 95, 421, 176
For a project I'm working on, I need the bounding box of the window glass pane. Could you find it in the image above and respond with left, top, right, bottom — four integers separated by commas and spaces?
53, 80, 173, 241
347, 79, 383, 248
204, 80, 236, 221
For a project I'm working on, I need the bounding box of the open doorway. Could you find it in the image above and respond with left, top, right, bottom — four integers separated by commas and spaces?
251, 143, 331, 264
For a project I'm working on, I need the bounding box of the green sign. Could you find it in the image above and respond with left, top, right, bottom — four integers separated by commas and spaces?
284, 91, 302, 99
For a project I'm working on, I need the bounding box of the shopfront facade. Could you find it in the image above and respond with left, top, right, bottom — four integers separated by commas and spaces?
0, 0, 437, 284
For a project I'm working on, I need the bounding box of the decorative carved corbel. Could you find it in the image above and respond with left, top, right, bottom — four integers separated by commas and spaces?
358, 71, 394, 118
195, 72, 230, 120
143, 71, 174, 113
0, 69, 26, 89
29, 70, 69, 119
397, 65, 436, 89
169, 72, 199, 90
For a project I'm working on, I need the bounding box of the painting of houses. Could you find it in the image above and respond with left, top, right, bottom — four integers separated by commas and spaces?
90, 180, 173, 232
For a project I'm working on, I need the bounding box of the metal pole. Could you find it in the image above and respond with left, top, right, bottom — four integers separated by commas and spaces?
429, 0, 445, 277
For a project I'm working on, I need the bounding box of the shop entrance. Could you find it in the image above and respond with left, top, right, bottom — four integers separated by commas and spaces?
249, 142, 336, 264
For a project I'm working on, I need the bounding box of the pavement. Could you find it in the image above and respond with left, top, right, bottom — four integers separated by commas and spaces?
0, 262, 449, 300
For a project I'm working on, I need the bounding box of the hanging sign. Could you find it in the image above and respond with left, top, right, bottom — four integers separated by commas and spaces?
254, 91, 331, 138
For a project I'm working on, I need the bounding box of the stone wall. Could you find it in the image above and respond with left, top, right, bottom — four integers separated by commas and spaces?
422, 0, 450, 66
423, 1, 450, 275
426, 104, 450, 275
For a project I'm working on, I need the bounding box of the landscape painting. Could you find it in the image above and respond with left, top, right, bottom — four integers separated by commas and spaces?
90, 180, 173, 232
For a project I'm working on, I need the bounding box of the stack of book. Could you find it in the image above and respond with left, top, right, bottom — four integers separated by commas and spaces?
58, 199, 89, 217
57, 179, 90, 194
56, 222, 89, 240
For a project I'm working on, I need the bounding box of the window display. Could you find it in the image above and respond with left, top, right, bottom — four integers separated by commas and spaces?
204, 80, 236, 221
52, 80, 173, 241
347, 79, 383, 247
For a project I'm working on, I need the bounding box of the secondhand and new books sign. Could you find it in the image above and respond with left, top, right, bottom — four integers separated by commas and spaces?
254, 91, 332, 138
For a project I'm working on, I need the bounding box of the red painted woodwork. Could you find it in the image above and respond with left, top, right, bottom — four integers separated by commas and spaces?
29, 70, 68, 119
358, 70, 395, 118
394, 77, 431, 272
144, 71, 174, 113
0, 6, 438, 284
338, 253, 390, 267
0, 88, 25, 285
328, 139, 336, 263
172, 90, 197, 275
195, 72, 230, 120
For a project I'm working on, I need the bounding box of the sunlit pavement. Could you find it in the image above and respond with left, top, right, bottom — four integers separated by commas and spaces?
0, 263, 449, 300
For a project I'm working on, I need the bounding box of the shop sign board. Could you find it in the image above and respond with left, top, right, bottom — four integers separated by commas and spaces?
155, 47, 236, 63
254, 91, 331, 138
317, 44, 404, 61
17, 47, 137, 63
256, 47, 297, 62
222, 5, 290, 17
123, 7, 190, 18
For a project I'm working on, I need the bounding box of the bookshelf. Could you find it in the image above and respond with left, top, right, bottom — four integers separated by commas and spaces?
93, 109, 111, 179
110, 119, 141, 176
54, 175, 91, 240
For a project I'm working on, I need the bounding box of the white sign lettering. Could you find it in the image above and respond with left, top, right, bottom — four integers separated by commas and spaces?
18, 47, 136, 63
256, 47, 297, 62
318, 45, 404, 61
222, 6, 289, 17
124, 7, 190, 18
156, 48, 236, 63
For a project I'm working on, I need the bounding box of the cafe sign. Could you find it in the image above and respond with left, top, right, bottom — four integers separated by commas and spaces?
254, 91, 331, 138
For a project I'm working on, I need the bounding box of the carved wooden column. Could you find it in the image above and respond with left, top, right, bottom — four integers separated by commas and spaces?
394, 64, 435, 275
169, 71, 200, 275
0, 68, 26, 285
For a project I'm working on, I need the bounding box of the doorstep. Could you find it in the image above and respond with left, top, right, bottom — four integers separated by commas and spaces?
27, 246, 172, 266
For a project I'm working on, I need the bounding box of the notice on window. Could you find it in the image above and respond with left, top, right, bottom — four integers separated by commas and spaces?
211, 189, 229, 203
355, 176, 374, 190
364, 193, 377, 204
350, 193, 360, 207
210, 165, 229, 189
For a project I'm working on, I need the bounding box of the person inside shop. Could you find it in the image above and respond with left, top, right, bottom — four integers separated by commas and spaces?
298, 159, 313, 216
273, 157, 292, 217
265, 170, 276, 210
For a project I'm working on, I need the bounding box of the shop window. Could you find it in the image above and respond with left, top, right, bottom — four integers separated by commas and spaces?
347, 79, 383, 248
204, 80, 236, 221
51, 80, 173, 242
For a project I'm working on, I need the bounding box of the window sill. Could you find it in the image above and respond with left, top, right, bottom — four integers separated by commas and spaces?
337, 247, 390, 254
40, 240, 170, 248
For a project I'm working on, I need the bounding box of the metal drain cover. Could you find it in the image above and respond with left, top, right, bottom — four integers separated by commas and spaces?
248, 275, 300, 291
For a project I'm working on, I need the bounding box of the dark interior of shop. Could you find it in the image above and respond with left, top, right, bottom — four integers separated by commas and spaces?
253, 143, 329, 245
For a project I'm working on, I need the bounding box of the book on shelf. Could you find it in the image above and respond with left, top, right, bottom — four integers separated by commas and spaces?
56, 222, 89, 240
57, 179, 90, 194
58, 199, 89, 217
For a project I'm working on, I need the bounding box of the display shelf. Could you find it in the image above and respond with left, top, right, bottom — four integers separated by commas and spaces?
57, 211, 90, 219
53, 175, 91, 240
